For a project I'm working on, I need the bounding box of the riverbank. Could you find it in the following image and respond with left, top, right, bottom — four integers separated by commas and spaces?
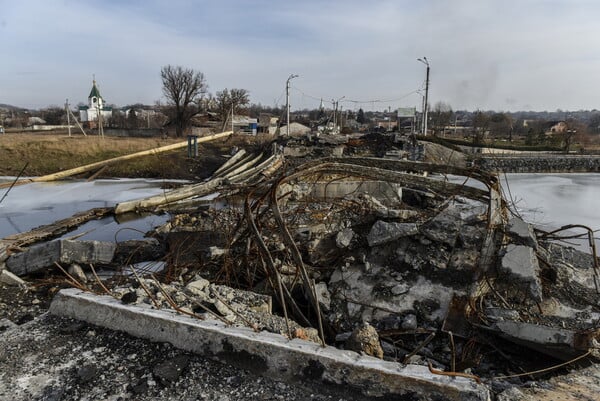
474, 154, 600, 173
0, 133, 262, 180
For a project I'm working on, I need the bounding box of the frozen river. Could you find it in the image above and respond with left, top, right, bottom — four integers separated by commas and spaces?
502, 173, 600, 230
0, 174, 598, 249
502, 173, 600, 251
0, 178, 172, 241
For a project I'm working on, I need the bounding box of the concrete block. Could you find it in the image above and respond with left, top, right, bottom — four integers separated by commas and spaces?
113, 238, 166, 265
367, 221, 418, 247
420, 207, 462, 247
507, 216, 538, 249
0, 269, 26, 286
6, 240, 116, 276
499, 244, 542, 302
50, 289, 490, 401
493, 320, 600, 360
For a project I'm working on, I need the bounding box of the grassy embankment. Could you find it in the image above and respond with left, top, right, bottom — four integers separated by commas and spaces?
0, 132, 239, 179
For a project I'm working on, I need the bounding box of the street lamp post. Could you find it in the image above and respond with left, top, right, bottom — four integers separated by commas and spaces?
417, 57, 430, 136
286, 74, 299, 136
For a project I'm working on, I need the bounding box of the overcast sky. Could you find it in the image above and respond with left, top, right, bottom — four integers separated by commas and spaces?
1, 0, 599, 112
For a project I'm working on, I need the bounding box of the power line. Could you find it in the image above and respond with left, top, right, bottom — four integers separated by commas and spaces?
291, 86, 420, 107
343, 90, 420, 104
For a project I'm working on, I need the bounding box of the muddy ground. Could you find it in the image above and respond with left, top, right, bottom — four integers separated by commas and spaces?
0, 311, 359, 401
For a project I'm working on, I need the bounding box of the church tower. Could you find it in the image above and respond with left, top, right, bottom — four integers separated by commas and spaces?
79, 78, 112, 128
88, 79, 104, 110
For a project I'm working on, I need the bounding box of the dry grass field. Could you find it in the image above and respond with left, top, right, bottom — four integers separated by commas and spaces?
0, 132, 261, 179
0, 133, 181, 177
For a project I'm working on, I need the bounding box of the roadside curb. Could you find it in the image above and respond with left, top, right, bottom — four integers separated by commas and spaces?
50, 288, 489, 401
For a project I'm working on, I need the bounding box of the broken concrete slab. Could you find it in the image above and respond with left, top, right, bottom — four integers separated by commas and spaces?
367, 221, 418, 247
499, 244, 543, 302
449, 198, 488, 224
0, 269, 26, 286
329, 263, 457, 331
507, 216, 538, 249
292, 180, 403, 202
490, 319, 600, 360
6, 240, 116, 276
420, 207, 463, 248
355, 193, 421, 219
50, 289, 489, 401
420, 199, 488, 249
112, 238, 166, 266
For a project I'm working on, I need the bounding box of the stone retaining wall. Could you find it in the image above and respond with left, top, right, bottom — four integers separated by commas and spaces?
474, 156, 600, 173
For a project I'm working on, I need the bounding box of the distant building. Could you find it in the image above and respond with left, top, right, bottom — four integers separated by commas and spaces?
27, 116, 46, 126
374, 117, 397, 131
258, 113, 279, 133
79, 80, 112, 128
549, 121, 568, 134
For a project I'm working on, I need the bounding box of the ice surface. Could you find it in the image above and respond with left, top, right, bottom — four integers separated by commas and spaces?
0, 178, 174, 239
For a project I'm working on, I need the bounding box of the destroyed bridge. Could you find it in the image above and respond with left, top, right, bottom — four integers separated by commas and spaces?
1, 133, 599, 401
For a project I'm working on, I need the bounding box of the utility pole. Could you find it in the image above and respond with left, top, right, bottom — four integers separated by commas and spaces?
65, 99, 71, 137
417, 57, 430, 136
332, 99, 336, 129
66, 104, 87, 136
285, 74, 298, 136
231, 103, 234, 133
332, 96, 345, 133
97, 105, 104, 137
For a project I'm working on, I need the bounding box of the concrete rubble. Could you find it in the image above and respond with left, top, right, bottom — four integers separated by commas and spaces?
5, 239, 116, 276
1, 136, 600, 400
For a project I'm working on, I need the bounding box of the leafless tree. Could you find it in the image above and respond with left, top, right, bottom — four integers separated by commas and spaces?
471, 110, 490, 145
429, 101, 453, 136
489, 112, 513, 141
564, 118, 588, 153
214, 88, 250, 131
161, 65, 207, 137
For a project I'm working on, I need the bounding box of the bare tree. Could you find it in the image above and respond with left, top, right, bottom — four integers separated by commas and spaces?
40, 106, 66, 125
489, 113, 513, 140
471, 110, 490, 145
429, 101, 453, 136
127, 109, 139, 129
214, 88, 250, 131
161, 65, 207, 137
563, 118, 588, 153
587, 113, 600, 135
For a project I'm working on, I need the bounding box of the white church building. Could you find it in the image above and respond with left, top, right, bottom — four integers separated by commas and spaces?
79, 80, 112, 128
